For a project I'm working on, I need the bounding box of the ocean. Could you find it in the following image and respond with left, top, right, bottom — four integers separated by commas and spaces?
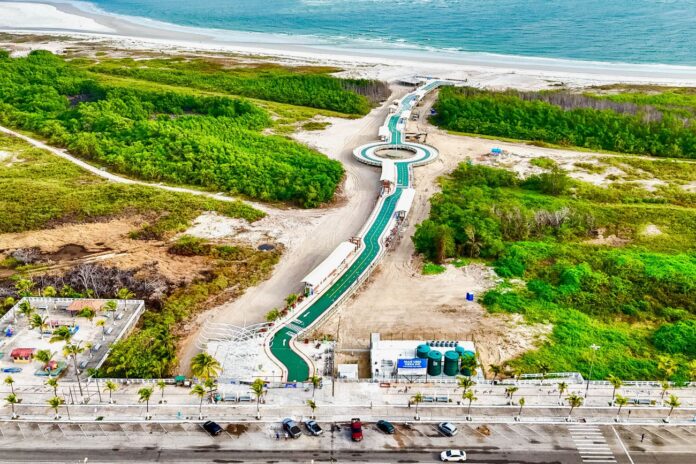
70, 0, 696, 66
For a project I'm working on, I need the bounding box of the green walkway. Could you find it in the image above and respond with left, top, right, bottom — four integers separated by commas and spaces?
269, 82, 442, 381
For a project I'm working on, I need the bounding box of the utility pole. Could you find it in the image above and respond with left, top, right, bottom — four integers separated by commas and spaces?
585, 344, 600, 398
332, 316, 341, 398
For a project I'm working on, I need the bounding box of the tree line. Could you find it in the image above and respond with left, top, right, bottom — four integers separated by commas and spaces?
433, 86, 696, 158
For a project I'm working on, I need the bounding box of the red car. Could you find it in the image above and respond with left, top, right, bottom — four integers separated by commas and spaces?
351, 418, 363, 442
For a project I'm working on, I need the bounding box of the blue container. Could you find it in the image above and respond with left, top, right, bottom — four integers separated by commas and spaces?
466, 292, 474, 301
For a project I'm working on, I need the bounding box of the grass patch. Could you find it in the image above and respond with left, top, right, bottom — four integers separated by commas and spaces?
422, 262, 446, 275
0, 133, 262, 235
530, 157, 557, 170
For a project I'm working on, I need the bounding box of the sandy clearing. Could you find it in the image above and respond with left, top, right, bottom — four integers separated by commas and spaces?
0, 217, 211, 284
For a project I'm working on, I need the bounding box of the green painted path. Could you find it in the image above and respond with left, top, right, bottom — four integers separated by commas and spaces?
269, 81, 444, 381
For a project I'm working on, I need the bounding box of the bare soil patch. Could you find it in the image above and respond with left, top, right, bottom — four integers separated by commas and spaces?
0, 217, 212, 284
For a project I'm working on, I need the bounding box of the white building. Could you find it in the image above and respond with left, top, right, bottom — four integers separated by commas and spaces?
302, 241, 358, 296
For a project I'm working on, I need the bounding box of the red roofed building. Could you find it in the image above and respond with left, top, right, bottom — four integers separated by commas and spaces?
10, 348, 35, 363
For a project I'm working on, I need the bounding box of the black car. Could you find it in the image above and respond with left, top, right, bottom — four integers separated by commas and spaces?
282, 418, 303, 438
305, 420, 323, 436
376, 420, 395, 434
203, 421, 223, 436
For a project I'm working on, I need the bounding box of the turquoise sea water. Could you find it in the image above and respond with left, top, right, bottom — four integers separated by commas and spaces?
80, 0, 696, 65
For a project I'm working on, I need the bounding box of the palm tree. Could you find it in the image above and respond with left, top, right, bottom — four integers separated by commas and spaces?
46, 377, 59, 397
34, 349, 54, 372
460, 354, 478, 378
96, 319, 106, 338
660, 380, 670, 404
191, 384, 206, 419
558, 382, 568, 404
608, 375, 622, 403
17, 300, 33, 319
204, 377, 216, 401
138, 386, 154, 418
4, 376, 15, 395
30, 313, 48, 339
538, 362, 550, 380
309, 374, 321, 398
517, 397, 526, 418
489, 364, 502, 381
116, 288, 135, 300
104, 380, 118, 404
5, 393, 19, 418
665, 394, 681, 422
190, 352, 221, 381
411, 392, 424, 419
463, 390, 476, 419
47, 396, 64, 419
104, 300, 118, 314
49, 325, 73, 344
456, 376, 475, 394
307, 399, 317, 419
250, 378, 266, 419
157, 380, 167, 404
63, 342, 87, 396
285, 293, 299, 308
614, 394, 629, 420
566, 394, 584, 420
15, 279, 34, 297
505, 386, 519, 404
78, 308, 97, 325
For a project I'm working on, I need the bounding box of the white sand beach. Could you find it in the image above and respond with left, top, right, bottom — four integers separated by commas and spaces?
1, 1, 696, 88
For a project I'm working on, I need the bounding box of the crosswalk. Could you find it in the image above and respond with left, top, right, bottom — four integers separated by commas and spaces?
570, 425, 617, 463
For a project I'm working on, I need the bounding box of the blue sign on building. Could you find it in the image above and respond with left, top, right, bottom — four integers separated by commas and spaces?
397, 358, 427, 369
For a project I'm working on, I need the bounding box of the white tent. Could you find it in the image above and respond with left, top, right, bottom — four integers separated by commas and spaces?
302, 241, 357, 292
395, 188, 416, 215
380, 159, 397, 186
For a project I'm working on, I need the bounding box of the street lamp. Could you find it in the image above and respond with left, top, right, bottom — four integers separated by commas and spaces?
585, 344, 600, 398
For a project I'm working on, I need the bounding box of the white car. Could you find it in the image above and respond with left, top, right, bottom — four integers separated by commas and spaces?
440, 449, 467, 462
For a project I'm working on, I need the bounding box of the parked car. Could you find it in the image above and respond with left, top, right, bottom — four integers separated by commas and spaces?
438, 422, 458, 437
350, 418, 363, 442
440, 449, 467, 462
1, 367, 21, 373
202, 421, 223, 436
305, 420, 323, 436
376, 420, 395, 434
282, 418, 303, 438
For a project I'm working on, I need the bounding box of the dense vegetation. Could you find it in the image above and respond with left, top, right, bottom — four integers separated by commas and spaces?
0, 50, 346, 207
413, 163, 696, 381
433, 86, 696, 158
103, 239, 279, 378
84, 57, 388, 115
0, 132, 261, 235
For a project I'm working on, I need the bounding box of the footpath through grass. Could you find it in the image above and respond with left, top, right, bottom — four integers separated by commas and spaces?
413, 163, 696, 381
0, 132, 261, 235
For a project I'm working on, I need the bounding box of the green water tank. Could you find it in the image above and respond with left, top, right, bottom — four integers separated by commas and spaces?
455, 346, 466, 357
443, 351, 460, 376
416, 344, 431, 359
427, 350, 442, 376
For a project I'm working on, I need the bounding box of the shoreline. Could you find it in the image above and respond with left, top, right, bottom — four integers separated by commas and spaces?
1, 1, 696, 87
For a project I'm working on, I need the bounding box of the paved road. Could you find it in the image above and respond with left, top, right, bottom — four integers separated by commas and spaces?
1, 421, 694, 463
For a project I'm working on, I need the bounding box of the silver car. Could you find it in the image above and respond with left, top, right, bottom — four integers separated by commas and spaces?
438, 422, 458, 437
